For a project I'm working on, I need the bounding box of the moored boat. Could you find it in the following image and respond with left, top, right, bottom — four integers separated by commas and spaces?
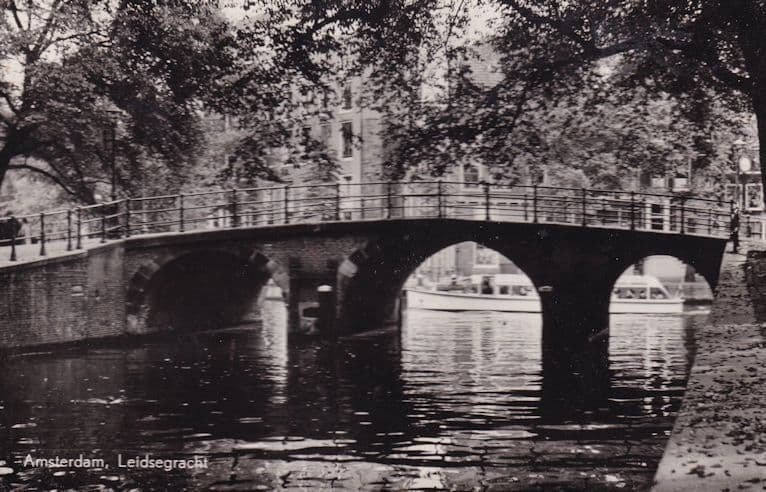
405, 273, 684, 314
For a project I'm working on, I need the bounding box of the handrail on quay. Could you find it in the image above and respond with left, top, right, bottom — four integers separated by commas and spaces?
0, 180, 736, 263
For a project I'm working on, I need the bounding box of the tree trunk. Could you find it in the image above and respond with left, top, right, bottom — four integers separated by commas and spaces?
0, 143, 14, 192
755, 94, 766, 209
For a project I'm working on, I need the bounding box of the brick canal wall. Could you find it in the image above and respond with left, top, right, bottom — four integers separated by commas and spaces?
653, 243, 766, 491
0, 243, 126, 349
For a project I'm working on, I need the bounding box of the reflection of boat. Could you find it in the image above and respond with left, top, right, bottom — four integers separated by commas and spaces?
405, 273, 684, 314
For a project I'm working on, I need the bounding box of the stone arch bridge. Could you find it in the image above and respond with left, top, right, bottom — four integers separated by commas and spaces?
0, 181, 730, 360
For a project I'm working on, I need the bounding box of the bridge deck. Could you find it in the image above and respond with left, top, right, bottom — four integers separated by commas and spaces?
0, 180, 733, 267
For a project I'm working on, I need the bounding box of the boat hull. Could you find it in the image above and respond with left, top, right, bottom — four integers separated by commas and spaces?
405, 289, 684, 314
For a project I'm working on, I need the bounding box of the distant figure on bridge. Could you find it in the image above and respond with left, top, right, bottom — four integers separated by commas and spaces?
0, 216, 21, 246
731, 203, 740, 253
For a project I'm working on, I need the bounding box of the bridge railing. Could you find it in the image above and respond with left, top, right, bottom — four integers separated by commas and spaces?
0, 180, 734, 263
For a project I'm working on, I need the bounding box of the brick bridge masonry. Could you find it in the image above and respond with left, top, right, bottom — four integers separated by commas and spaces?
0, 219, 726, 379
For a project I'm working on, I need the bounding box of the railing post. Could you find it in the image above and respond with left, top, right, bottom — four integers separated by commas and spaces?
76, 207, 82, 249
680, 198, 686, 235
100, 210, 106, 244
437, 180, 443, 218
39, 212, 46, 256
178, 194, 185, 232
532, 184, 538, 223
284, 185, 289, 224
125, 199, 131, 238
630, 192, 636, 230
386, 181, 393, 219
335, 182, 341, 220
66, 209, 73, 251
9, 216, 16, 261
230, 189, 239, 228
523, 194, 528, 221
581, 188, 587, 226
484, 181, 491, 221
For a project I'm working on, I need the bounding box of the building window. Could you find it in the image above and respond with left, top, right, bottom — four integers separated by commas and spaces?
342, 85, 352, 110
474, 244, 498, 266
463, 163, 480, 188
341, 121, 353, 158
301, 126, 312, 146
320, 123, 331, 147
745, 183, 764, 211
650, 174, 666, 188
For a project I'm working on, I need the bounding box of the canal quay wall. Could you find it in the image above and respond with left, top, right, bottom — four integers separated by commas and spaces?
653, 243, 766, 491
0, 243, 126, 349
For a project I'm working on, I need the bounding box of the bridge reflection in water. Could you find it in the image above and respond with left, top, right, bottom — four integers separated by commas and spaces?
0, 303, 705, 490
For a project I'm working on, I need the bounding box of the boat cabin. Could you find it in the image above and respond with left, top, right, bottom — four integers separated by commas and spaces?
612, 274, 675, 300
467, 274, 537, 297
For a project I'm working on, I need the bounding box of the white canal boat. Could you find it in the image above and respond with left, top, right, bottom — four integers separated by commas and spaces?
405, 273, 684, 314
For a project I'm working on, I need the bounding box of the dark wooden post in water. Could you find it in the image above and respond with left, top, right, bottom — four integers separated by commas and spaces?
178, 194, 184, 232
533, 185, 539, 223
66, 209, 72, 251
76, 208, 82, 249
386, 181, 393, 219
39, 212, 46, 256
9, 216, 16, 261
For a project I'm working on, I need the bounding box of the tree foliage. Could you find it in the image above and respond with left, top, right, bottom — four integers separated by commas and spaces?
0, 0, 234, 203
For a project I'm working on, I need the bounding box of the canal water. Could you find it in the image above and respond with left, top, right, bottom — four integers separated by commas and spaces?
0, 304, 707, 490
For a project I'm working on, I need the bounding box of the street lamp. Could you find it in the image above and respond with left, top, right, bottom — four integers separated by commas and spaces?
733, 138, 751, 209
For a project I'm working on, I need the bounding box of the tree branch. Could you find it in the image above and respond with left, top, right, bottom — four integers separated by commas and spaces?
8, 0, 24, 30
8, 163, 77, 197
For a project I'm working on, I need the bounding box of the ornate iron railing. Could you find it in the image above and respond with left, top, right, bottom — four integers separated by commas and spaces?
0, 180, 735, 263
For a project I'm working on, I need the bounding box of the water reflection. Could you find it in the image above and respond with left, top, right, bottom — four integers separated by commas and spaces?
0, 304, 703, 490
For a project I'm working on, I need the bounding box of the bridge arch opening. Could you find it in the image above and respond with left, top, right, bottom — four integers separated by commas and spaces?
403, 241, 542, 315
129, 250, 279, 333
608, 255, 711, 418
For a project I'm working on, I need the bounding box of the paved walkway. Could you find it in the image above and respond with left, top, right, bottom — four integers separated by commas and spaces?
653, 244, 766, 491
0, 237, 116, 268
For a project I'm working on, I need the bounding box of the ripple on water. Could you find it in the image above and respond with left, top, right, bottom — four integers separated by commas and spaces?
0, 308, 697, 490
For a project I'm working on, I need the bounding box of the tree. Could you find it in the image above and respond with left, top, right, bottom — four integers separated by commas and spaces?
371, 1, 761, 196
0, 0, 234, 203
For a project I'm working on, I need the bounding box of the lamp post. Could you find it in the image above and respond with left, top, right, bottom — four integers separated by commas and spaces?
733, 139, 752, 209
